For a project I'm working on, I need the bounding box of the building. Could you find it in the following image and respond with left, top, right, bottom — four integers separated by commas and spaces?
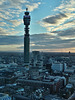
0, 93, 11, 100
69, 74, 75, 88
64, 69, 75, 74
23, 8, 31, 69
13, 95, 30, 100
16, 76, 66, 93
51, 62, 67, 72
68, 92, 75, 100
30, 51, 43, 67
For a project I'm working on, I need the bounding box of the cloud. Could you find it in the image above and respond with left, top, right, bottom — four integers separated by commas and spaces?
0, 35, 23, 45
43, 13, 67, 24
30, 33, 75, 52
40, 12, 75, 32
0, 45, 23, 52
0, 0, 41, 36
0, 27, 21, 35
38, 0, 75, 34
51, 19, 75, 32
52, 28, 75, 38
54, 0, 75, 13
0, 12, 10, 20
0, 0, 6, 5
0, 28, 9, 35
0, 22, 6, 26
9, 0, 29, 5
26, 2, 41, 12
7, 19, 22, 27
0, 0, 75, 52
0, 0, 29, 9
0, 33, 75, 52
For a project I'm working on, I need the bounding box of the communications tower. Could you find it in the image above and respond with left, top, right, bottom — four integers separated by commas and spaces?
23, 8, 31, 68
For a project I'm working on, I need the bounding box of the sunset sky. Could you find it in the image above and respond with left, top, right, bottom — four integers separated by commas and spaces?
0, 0, 75, 52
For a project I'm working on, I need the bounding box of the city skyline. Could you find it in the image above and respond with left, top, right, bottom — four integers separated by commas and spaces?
0, 0, 75, 52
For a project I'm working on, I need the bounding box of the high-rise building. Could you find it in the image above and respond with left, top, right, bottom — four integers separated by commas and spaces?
23, 8, 31, 68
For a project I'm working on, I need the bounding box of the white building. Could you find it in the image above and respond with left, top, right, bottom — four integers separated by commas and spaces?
51, 62, 67, 72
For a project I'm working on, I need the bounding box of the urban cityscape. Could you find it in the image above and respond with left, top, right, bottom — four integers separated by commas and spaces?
0, 0, 75, 100
0, 51, 75, 100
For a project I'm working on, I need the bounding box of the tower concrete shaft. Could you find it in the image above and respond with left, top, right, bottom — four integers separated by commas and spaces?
24, 26, 30, 64
23, 8, 31, 67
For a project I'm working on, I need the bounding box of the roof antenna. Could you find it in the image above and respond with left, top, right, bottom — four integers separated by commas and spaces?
26, 8, 28, 11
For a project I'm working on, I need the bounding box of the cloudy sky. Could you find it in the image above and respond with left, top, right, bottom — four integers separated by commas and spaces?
0, 0, 75, 52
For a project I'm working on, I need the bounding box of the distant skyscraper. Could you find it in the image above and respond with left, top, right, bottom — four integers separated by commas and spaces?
23, 8, 31, 68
